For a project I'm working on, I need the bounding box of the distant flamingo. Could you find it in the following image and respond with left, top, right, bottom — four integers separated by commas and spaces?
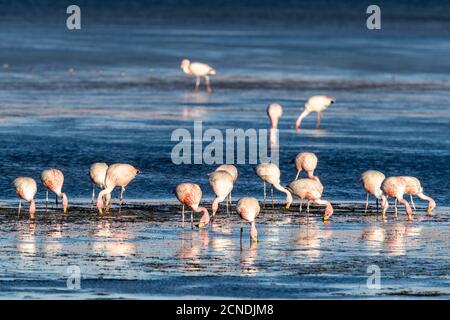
380, 177, 413, 220
41, 169, 68, 213
96, 163, 140, 215
400, 176, 436, 214
215, 164, 238, 206
295, 96, 335, 130
180, 59, 216, 92
236, 197, 260, 242
287, 178, 333, 221
89, 162, 108, 204
267, 103, 283, 146
175, 183, 210, 228
13, 177, 37, 219
255, 163, 293, 208
294, 152, 320, 182
209, 171, 234, 218
360, 170, 385, 214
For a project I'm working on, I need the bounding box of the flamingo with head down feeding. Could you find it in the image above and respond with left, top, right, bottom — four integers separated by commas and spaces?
255, 163, 293, 209
380, 177, 413, 220
295, 96, 335, 130
214, 164, 238, 206
13, 177, 37, 219
400, 176, 435, 214
175, 183, 210, 229
236, 197, 261, 243
209, 170, 234, 218
41, 168, 68, 213
360, 170, 385, 214
294, 152, 320, 182
96, 163, 140, 215
180, 59, 216, 92
89, 162, 108, 204
287, 178, 333, 221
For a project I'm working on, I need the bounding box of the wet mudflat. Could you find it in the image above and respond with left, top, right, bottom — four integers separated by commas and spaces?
0, 202, 448, 299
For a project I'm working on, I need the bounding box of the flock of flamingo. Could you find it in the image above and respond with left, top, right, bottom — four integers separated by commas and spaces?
10, 59, 436, 243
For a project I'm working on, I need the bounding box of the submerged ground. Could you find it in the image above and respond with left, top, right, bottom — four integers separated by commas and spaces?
0, 202, 448, 299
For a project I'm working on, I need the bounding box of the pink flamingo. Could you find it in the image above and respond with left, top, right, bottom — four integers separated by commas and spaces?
13, 177, 37, 219
175, 183, 210, 228
400, 176, 435, 214
214, 164, 238, 206
295, 96, 335, 130
255, 163, 292, 208
236, 197, 260, 242
267, 103, 283, 146
180, 59, 216, 92
209, 171, 234, 217
41, 169, 68, 213
360, 170, 385, 214
89, 162, 108, 204
294, 152, 320, 182
96, 163, 140, 215
287, 178, 333, 221
380, 177, 413, 220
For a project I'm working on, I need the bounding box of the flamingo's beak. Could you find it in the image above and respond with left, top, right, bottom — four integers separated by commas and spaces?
323, 214, 329, 221
63, 207, 68, 214
197, 222, 207, 229
285, 203, 291, 209
427, 207, 434, 214
251, 236, 258, 243
98, 208, 103, 216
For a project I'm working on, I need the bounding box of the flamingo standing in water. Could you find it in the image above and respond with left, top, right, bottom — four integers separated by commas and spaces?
294, 152, 320, 182
360, 170, 385, 214
13, 177, 37, 219
267, 103, 283, 147
41, 169, 69, 213
175, 183, 210, 229
380, 177, 413, 220
400, 176, 435, 214
236, 197, 260, 243
89, 162, 108, 204
255, 163, 293, 208
287, 178, 333, 221
180, 59, 216, 92
96, 163, 140, 215
295, 96, 335, 130
214, 164, 238, 206
209, 170, 234, 218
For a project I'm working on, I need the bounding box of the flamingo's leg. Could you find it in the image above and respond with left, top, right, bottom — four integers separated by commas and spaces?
307, 201, 310, 214
195, 77, 200, 90
271, 187, 274, 209
226, 197, 229, 216
182, 205, 185, 228
364, 193, 369, 214
120, 187, 125, 205
191, 212, 193, 229
18, 200, 22, 216
299, 200, 302, 213
376, 198, 379, 214
45, 189, 48, 210
262, 182, 266, 208
205, 76, 212, 92
394, 198, 398, 217
316, 112, 321, 129
55, 194, 58, 207
410, 194, 416, 211
91, 184, 96, 205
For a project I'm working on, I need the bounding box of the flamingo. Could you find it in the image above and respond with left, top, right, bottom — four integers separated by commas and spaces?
89, 162, 108, 204
96, 163, 140, 215
175, 183, 210, 229
255, 163, 293, 208
360, 170, 385, 214
294, 152, 320, 182
41, 169, 69, 213
214, 164, 238, 206
236, 197, 260, 242
400, 176, 435, 214
208, 170, 234, 218
295, 95, 335, 130
380, 177, 413, 220
180, 59, 216, 92
267, 103, 283, 146
13, 177, 37, 219
286, 178, 333, 221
